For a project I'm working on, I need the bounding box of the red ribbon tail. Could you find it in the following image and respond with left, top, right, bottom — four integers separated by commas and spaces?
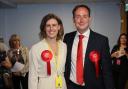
47, 62, 51, 75
95, 62, 99, 78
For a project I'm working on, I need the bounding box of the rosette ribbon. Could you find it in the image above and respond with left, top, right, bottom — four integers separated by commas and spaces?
89, 50, 100, 78
41, 50, 53, 76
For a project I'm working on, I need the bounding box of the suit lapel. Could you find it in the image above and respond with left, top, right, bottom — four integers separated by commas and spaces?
83, 30, 96, 82
66, 31, 76, 77
84, 30, 96, 67
67, 31, 76, 57
68, 32, 76, 69
85, 30, 95, 58
68, 30, 95, 64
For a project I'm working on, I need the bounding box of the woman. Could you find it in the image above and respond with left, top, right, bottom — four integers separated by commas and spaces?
8, 34, 29, 89
29, 13, 67, 89
0, 41, 12, 89
0, 41, 11, 69
111, 33, 128, 89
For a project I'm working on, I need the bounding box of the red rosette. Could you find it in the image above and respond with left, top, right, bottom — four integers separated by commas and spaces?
89, 50, 100, 78
41, 50, 53, 62
41, 50, 53, 76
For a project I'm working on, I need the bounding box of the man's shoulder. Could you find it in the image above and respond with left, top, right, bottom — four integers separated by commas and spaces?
91, 30, 108, 40
63, 31, 76, 42
65, 31, 77, 36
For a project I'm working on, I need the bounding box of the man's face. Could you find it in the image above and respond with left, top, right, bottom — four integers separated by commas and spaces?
74, 7, 91, 34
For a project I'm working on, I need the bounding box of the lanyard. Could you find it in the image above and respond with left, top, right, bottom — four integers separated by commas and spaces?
45, 39, 60, 72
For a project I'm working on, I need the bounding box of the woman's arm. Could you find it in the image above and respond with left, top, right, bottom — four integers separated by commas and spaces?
28, 47, 38, 89
1, 57, 12, 69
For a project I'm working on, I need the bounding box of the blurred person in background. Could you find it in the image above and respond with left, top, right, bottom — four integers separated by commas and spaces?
8, 34, 29, 89
0, 38, 12, 89
111, 33, 128, 89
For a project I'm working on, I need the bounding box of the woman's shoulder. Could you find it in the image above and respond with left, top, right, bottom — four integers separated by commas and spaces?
20, 45, 28, 52
112, 45, 119, 49
59, 40, 67, 48
111, 45, 119, 53
30, 40, 47, 50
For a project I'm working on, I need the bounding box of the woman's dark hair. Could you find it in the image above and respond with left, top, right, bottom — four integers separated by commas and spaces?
117, 33, 128, 47
39, 13, 64, 40
72, 4, 91, 18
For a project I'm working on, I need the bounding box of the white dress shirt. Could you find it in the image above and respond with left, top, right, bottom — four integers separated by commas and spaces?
70, 28, 90, 85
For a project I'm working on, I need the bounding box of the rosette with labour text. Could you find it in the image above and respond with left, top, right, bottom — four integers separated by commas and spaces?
89, 50, 100, 78
41, 50, 53, 76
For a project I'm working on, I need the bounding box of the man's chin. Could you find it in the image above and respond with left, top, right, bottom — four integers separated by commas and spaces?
77, 28, 88, 33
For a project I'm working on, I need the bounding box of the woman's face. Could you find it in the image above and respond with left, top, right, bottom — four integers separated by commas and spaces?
12, 39, 20, 49
120, 35, 127, 45
45, 18, 60, 40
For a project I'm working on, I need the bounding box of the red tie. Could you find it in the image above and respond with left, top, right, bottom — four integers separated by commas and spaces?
76, 35, 84, 85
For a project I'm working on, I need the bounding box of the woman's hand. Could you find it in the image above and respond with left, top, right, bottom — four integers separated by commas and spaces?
111, 51, 119, 58
13, 72, 21, 76
118, 49, 127, 57
1, 57, 12, 69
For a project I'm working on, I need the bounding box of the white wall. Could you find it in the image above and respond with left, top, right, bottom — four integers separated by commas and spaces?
0, 2, 120, 50
0, 9, 5, 39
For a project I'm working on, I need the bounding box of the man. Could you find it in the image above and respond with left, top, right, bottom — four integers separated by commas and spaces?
63, 4, 114, 89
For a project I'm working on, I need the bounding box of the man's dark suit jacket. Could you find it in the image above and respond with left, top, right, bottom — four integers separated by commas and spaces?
63, 30, 114, 89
